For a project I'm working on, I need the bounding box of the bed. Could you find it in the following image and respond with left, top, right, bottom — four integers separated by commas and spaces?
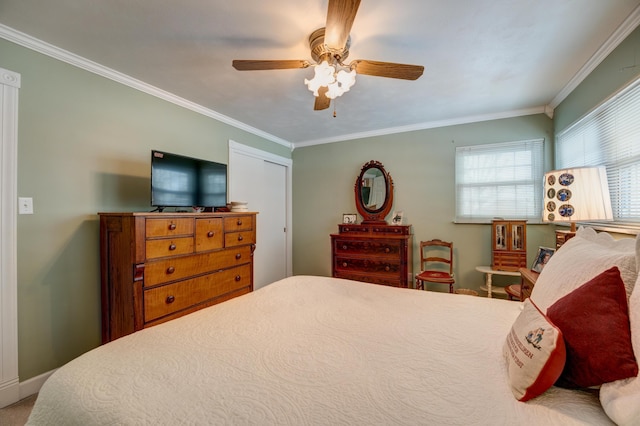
27, 227, 640, 425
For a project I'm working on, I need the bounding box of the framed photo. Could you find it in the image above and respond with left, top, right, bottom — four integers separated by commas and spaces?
391, 210, 404, 225
342, 213, 357, 224
531, 246, 555, 273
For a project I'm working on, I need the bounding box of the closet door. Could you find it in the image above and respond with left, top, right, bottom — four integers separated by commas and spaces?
228, 141, 291, 290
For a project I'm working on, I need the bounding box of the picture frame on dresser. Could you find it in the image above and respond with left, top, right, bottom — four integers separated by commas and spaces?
391, 211, 404, 225
342, 213, 357, 224
531, 246, 555, 273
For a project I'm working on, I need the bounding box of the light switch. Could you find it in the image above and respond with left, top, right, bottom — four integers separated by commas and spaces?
18, 197, 33, 214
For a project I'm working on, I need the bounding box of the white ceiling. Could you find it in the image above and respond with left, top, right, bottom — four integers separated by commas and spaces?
1, 0, 639, 148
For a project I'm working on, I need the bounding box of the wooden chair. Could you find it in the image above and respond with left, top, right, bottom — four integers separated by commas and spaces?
415, 239, 455, 293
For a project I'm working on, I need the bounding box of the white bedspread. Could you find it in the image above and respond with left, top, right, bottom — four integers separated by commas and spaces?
28, 276, 613, 425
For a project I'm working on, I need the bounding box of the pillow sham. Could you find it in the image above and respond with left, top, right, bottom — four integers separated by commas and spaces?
546, 266, 637, 389
503, 299, 566, 402
530, 229, 638, 312
600, 272, 640, 426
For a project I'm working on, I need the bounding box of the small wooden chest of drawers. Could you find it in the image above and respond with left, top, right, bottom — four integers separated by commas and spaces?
331, 224, 413, 288
99, 212, 257, 343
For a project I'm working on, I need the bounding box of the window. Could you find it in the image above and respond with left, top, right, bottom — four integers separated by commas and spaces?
455, 139, 544, 223
556, 77, 640, 224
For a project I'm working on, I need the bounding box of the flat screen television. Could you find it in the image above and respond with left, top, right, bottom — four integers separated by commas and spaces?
151, 150, 227, 210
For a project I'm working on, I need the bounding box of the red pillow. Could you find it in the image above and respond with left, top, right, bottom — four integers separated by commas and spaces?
546, 266, 638, 388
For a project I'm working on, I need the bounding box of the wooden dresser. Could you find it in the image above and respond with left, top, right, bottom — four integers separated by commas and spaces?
331, 224, 413, 288
99, 212, 256, 343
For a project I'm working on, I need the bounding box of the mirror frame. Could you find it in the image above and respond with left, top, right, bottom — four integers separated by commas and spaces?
354, 160, 394, 224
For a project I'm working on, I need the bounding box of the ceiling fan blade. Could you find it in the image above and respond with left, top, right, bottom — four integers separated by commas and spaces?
314, 87, 331, 111
232, 60, 310, 71
352, 60, 424, 80
325, 0, 361, 51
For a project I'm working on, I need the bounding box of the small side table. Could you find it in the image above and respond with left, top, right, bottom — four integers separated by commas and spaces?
475, 266, 521, 298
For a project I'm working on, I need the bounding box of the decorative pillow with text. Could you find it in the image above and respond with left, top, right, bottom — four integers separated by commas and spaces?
503, 299, 566, 401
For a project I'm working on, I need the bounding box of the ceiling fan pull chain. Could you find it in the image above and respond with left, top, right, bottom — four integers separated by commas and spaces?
333, 101, 337, 118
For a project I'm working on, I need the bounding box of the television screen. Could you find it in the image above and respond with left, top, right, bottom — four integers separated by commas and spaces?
151, 150, 227, 209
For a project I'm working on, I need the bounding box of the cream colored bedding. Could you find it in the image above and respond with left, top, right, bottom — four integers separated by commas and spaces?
27, 275, 613, 425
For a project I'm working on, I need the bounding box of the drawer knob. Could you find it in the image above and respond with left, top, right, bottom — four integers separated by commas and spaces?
238, 235, 244, 241
342, 262, 348, 267
166, 295, 175, 304
235, 253, 242, 260
235, 275, 241, 282
166, 266, 175, 274
344, 227, 350, 232
207, 231, 214, 238
373, 228, 379, 232
237, 219, 243, 226
169, 223, 176, 231
342, 245, 348, 250
385, 265, 390, 271
384, 247, 390, 253
169, 244, 176, 251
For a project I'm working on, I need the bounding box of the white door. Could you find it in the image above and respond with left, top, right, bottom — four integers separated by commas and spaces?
228, 141, 291, 290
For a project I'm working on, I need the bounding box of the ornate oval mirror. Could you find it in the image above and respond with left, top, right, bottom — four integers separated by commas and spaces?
354, 160, 394, 224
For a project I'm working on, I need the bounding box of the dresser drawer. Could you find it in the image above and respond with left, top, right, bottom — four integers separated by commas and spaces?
146, 237, 194, 259
144, 264, 251, 322
225, 231, 256, 248
224, 216, 253, 232
195, 218, 224, 252
338, 225, 370, 234
334, 256, 401, 276
334, 271, 400, 287
146, 218, 194, 237
334, 239, 401, 257
371, 225, 410, 235
144, 245, 253, 287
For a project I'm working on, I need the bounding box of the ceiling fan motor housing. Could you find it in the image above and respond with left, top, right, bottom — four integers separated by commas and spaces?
309, 27, 350, 65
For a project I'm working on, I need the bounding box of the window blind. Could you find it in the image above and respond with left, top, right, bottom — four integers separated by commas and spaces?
455, 139, 544, 223
556, 77, 640, 224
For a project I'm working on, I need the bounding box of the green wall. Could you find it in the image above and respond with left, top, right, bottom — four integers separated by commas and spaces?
1, 38, 289, 381
554, 26, 640, 133
292, 114, 556, 292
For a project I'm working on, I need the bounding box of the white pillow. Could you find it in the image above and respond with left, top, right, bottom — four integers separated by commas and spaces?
600, 273, 640, 426
530, 228, 638, 312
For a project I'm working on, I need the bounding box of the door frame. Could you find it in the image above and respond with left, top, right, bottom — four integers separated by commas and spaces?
0, 67, 20, 407
228, 140, 293, 277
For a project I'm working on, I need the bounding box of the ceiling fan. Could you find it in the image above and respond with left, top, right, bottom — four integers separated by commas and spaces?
232, 0, 424, 111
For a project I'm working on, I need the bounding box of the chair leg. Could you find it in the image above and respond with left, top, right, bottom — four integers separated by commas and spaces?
449, 283, 454, 293
416, 279, 423, 290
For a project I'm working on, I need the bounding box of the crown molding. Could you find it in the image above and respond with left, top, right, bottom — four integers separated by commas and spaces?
293, 106, 547, 148
0, 24, 293, 150
549, 4, 640, 109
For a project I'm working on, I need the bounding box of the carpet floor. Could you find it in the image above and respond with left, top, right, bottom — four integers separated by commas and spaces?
0, 394, 37, 426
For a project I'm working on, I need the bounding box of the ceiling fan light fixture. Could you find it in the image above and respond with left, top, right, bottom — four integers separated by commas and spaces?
304, 61, 357, 99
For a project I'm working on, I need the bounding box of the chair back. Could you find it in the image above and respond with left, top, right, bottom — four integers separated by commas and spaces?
419, 239, 453, 275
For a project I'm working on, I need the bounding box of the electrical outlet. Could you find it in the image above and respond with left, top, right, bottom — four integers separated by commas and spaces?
18, 197, 33, 214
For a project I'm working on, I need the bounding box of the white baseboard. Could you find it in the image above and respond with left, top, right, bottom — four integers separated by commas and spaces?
0, 378, 20, 408
20, 369, 56, 400
0, 369, 56, 408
